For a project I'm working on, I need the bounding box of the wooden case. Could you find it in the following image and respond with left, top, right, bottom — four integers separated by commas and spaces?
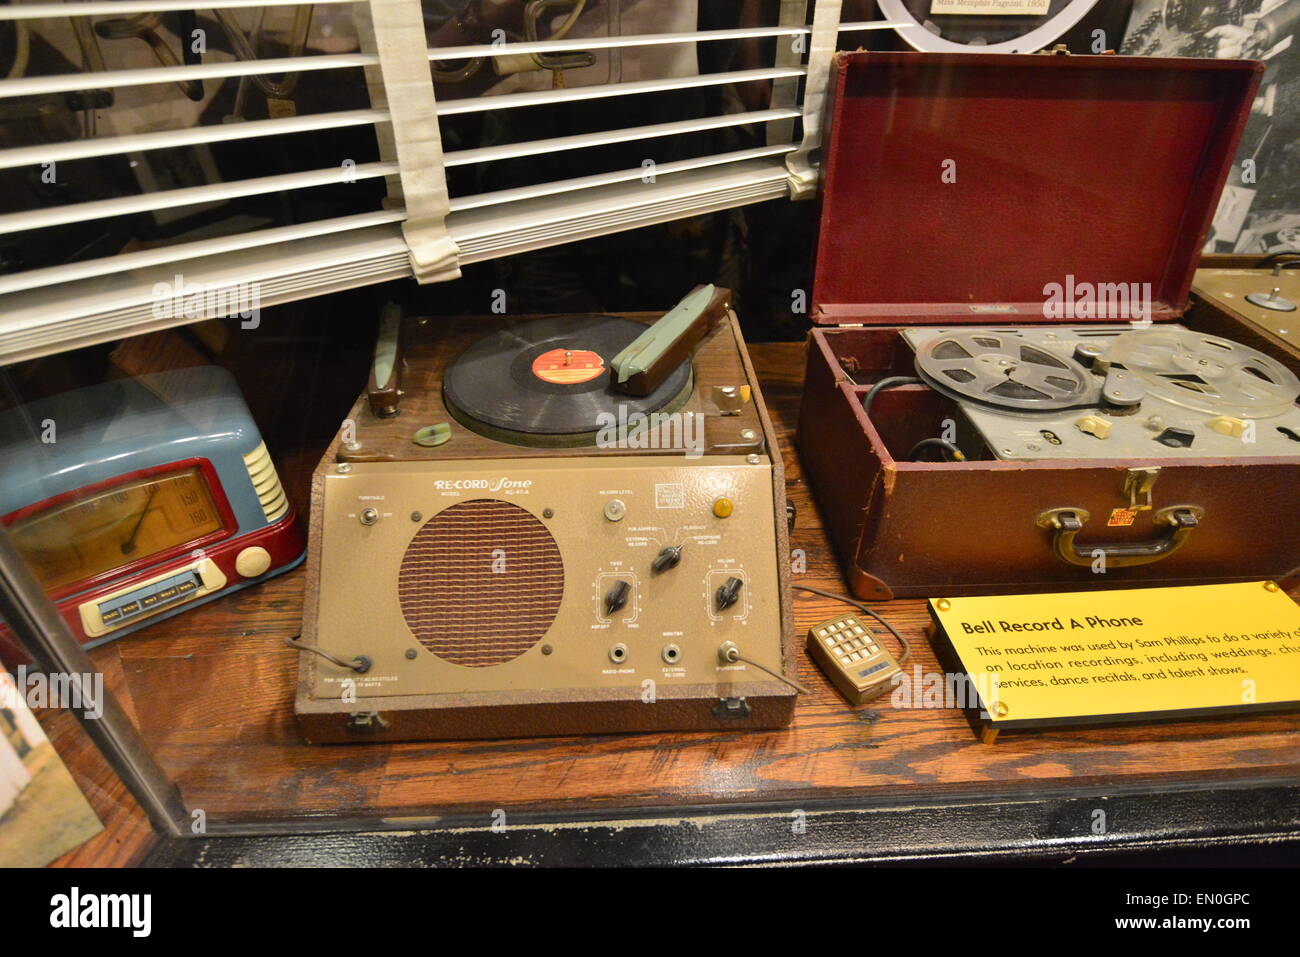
796, 51, 1300, 599
296, 311, 798, 741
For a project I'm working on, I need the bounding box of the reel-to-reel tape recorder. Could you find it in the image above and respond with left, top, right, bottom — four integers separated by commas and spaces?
903, 324, 1300, 461
799, 321, 1300, 600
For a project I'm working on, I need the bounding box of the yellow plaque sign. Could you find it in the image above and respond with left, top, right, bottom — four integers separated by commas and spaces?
928, 582, 1300, 741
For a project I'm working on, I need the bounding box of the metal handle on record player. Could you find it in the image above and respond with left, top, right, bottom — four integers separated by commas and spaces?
367, 302, 405, 418
1036, 505, 1204, 568
609, 284, 731, 396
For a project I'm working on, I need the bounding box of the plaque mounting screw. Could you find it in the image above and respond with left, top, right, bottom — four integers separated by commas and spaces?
994, 702, 1009, 717
936, 599, 952, 611
1264, 581, 1280, 592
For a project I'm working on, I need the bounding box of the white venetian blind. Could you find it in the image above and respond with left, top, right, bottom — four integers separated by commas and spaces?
0, 0, 898, 362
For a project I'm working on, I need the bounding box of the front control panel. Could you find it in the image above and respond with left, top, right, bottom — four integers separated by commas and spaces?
311, 456, 785, 698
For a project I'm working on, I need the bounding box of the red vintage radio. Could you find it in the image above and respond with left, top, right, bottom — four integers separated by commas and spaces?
797, 51, 1300, 599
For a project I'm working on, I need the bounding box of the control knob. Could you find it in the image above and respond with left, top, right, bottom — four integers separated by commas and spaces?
715, 576, 744, 612
604, 580, 631, 616
652, 545, 682, 573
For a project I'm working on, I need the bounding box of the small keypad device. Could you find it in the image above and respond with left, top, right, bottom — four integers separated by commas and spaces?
806, 612, 903, 705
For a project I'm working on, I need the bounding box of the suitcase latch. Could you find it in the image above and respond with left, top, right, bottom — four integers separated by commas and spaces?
1123, 467, 1159, 512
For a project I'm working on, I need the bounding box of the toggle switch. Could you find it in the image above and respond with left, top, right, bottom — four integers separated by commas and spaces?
604, 579, 631, 616
652, 545, 682, 573
715, 576, 744, 612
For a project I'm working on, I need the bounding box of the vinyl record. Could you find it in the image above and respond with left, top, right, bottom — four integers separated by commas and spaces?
442, 315, 694, 447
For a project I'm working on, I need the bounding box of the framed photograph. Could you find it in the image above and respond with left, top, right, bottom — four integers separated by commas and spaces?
0, 667, 102, 868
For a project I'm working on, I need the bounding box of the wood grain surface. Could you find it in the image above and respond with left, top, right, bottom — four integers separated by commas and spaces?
46, 341, 1300, 866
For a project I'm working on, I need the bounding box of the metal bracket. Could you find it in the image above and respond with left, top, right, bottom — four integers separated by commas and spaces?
347, 711, 390, 734
711, 697, 752, 721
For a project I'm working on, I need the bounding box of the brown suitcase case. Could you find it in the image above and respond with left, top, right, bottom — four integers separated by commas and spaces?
797, 51, 1300, 600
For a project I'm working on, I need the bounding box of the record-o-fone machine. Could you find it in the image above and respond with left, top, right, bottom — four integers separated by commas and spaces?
295, 287, 797, 742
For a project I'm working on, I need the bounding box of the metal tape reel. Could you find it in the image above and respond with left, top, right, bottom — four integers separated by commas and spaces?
914, 331, 1094, 411
1104, 329, 1300, 418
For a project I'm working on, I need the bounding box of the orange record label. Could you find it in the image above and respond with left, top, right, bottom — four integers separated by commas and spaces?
531, 348, 605, 384
1108, 508, 1138, 527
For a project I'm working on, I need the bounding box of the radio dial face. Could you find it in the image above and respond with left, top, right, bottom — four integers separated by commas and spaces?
9, 466, 225, 592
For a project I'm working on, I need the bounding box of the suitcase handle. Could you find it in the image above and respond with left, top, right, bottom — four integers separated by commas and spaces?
1036, 505, 1204, 568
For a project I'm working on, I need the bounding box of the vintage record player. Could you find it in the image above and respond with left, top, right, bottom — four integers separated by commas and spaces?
1189, 262, 1300, 363
798, 51, 1300, 599
295, 287, 797, 742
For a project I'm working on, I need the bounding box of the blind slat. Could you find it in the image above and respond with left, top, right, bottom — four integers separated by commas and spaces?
436, 66, 806, 116
0, 0, 356, 20
0, 109, 388, 170
0, 210, 405, 296
444, 107, 799, 167
427, 20, 906, 61
450, 159, 789, 252
0, 161, 396, 235
450, 144, 795, 211
0, 52, 378, 100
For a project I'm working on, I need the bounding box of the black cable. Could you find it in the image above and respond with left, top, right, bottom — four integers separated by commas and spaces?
792, 584, 911, 665
1253, 250, 1300, 269
285, 636, 370, 673
908, 437, 965, 462
861, 375, 921, 417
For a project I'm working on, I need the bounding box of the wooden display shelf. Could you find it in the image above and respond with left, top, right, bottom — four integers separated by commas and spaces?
42, 340, 1300, 867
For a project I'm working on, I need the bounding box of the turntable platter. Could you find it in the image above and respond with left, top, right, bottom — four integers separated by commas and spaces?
442, 315, 694, 448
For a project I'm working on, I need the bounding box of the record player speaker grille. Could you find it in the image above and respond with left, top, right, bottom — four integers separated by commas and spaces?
398, 499, 564, 667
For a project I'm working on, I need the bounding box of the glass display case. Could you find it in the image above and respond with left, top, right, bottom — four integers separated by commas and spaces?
1, 0, 1298, 868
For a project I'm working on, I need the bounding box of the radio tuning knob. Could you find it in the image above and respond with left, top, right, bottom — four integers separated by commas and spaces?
235, 546, 272, 578
652, 545, 682, 573
715, 576, 744, 612
605, 580, 631, 616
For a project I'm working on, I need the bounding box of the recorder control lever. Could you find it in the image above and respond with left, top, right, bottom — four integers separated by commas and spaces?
716, 576, 744, 612
604, 580, 631, 616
